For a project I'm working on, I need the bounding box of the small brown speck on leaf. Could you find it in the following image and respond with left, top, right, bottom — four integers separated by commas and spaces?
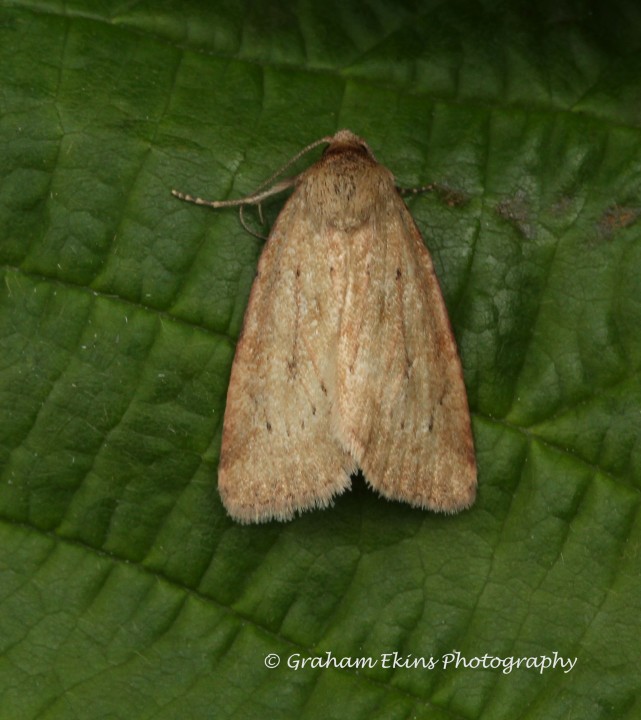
597, 204, 640, 241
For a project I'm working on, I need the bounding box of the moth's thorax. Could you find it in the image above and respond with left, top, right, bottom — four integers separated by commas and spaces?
298, 145, 396, 231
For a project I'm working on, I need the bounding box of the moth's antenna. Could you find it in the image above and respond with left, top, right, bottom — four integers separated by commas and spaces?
171, 135, 333, 210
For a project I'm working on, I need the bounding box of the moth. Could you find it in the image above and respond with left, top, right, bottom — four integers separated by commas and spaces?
173, 129, 476, 523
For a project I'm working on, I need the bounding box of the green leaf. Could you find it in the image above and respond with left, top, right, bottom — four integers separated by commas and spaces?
1, 1, 641, 718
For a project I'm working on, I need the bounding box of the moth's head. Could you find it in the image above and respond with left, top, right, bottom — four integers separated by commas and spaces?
324, 129, 376, 161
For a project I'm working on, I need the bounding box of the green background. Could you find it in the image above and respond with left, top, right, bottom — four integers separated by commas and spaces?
1, 0, 641, 718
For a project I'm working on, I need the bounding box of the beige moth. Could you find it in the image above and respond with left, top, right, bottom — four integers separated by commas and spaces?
173, 129, 476, 523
